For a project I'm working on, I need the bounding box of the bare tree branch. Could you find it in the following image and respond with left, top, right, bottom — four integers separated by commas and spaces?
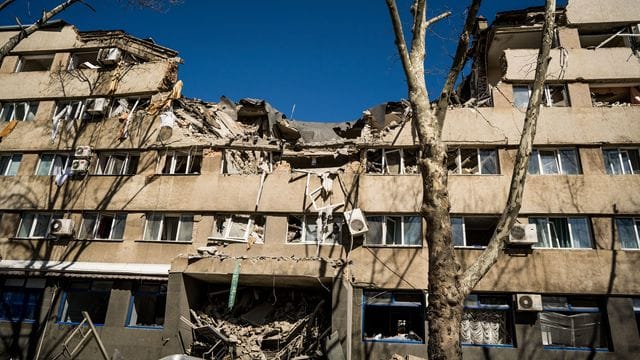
424, 11, 451, 28
409, 0, 426, 68
385, 0, 415, 88
0, 0, 16, 13
434, 0, 482, 133
459, 0, 557, 296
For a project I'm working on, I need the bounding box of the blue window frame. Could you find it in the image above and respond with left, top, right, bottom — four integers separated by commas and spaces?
0, 278, 45, 322
362, 291, 425, 343
462, 294, 513, 347
126, 282, 166, 329
633, 299, 640, 336
58, 280, 112, 325
539, 296, 609, 351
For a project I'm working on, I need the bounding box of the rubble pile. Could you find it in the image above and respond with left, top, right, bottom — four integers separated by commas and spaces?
189, 288, 330, 360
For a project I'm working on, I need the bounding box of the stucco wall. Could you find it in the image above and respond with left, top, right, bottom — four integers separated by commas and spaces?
566, 0, 640, 26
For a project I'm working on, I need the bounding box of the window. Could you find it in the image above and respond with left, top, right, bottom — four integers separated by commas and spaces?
144, 214, 193, 242
58, 281, 111, 325
528, 149, 581, 175
126, 282, 166, 328
512, 84, 570, 108
16, 213, 62, 239
68, 50, 101, 70
16, 54, 54, 72
603, 148, 640, 175
161, 150, 202, 175
633, 298, 640, 336
462, 294, 513, 346
109, 97, 151, 118
53, 100, 85, 122
211, 214, 265, 243
0, 101, 38, 121
365, 215, 421, 246
0, 278, 45, 322
615, 217, 640, 249
447, 148, 499, 175
95, 152, 139, 175
363, 291, 425, 343
365, 149, 419, 175
287, 215, 345, 244
529, 217, 593, 249
0, 153, 21, 176
539, 296, 609, 350
78, 213, 126, 240
36, 153, 71, 176
452, 217, 498, 248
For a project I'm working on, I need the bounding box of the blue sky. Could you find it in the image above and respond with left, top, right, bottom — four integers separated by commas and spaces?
0, 0, 565, 121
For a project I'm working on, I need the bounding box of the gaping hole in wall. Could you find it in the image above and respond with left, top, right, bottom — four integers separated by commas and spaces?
591, 86, 640, 106
284, 153, 354, 170
362, 290, 425, 343
188, 285, 331, 359
222, 149, 273, 175
16, 54, 54, 72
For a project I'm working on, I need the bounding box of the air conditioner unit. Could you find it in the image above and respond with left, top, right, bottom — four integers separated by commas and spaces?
50, 219, 74, 237
98, 47, 122, 65
516, 293, 543, 312
70, 159, 89, 173
74, 146, 92, 158
507, 224, 537, 245
85, 98, 108, 115
344, 208, 369, 236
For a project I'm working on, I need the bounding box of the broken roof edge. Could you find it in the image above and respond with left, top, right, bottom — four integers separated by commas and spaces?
78, 28, 179, 58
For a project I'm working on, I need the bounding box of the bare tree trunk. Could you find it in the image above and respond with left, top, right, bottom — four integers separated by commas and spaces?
0, 0, 81, 62
0, 0, 16, 13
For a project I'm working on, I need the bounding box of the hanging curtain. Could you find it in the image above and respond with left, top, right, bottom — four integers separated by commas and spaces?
461, 309, 508, 345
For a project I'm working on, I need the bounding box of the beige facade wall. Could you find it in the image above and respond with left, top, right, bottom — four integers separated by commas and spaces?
566, 0, 640, 25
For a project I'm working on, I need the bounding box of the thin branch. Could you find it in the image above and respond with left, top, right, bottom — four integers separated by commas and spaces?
459, 0, 557, 296
434, 0, 482, 133
409, 0, 426, 67
385, 0, 415, 88
424, 11, 452, 28
0, 0, 15, 13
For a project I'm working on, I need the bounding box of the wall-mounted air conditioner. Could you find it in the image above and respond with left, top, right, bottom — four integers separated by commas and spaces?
344, 208, 369, 236
515, 293, 543, 312
98, 48, 122, 65
70, 159, 89, 174
74, 146, 92, 158
50, 219, 75, 237
507, 224, 537, 245
85, 98, 108, 115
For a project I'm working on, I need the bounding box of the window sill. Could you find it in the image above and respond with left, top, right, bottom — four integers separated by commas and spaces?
455, 246, 487, 250
448, 174, 501, 176
364, 173, 421, 176
463, 343, 513, 348
543, 345, 608, 352
157, 173, 201, 176
287, 242, 341, 246
72, 238, 124, 243
363, 244, 422, 248
134, 240, 192, 244
532, 247, 594, 251
10, 236, 54, 241
57, 321, 104, 327
90, 174, 135, 177
363, 338, 424, 344
125, 325, 163, 330
0, 319, 37, 324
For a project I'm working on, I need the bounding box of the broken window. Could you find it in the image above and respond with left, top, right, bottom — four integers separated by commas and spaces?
210, 214, 265, 243
447, 148, 499, 175
363, 291, 425, 343
634, 299, 640, 336
15, 54, 54, 72
36, 153, 72, 176
95, 152, 139, 175
579, 25, 640, 51
615, 217, 640, 249
16, 212, 62, 239
222, 149, 272, 174
283, 153, 354, 170
109, 97, 151, 118
528, 148, 581, 175
287, 214, 345, 244
68, 50, 101, 70
144, 213, 193, 242
54, 100, 85, 121
591, 86, 640, 106
58, 280, 112, 325
127, 282, 166, 328
462, 294, 513, 346
512, 84, 569, 108
79, 213, 126, 240
0, 153, 22, 176
365, 149, 419, 175
603, 148, 640, 175
0, 101, 38, 121
365, 215, 421, 246
451, 216, 498, 248
529, 217, 593, 249
0, 278, 45, 322
162, 150, 202, 175
539, 296, 609, 350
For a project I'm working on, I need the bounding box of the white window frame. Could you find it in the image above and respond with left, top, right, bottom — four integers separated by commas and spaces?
54, 100, 86, 121
512, 84, 570, 108
529, 148, 581, 175
35, 153, 72, 176
366, 148, 419, 175
364, 215, 422, 246
95, 152, 138, 175
210, 214, 264, 243
79, 213, 127, 240
15, 54, 54, 72
161, 150, 202, 175
16, 213, 61, 239
287, 215, 344, 244
0, 101, 39, 122
530, 217, 593, 249
143, 214, 193, 242
109, 96, 151, 118
0, 153, 22, 176
603, 148, 639, 175
616, 217, 640, 249
448, 148, 499, 175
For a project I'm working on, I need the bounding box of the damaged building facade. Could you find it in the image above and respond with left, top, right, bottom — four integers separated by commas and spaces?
0, 0, 639, 358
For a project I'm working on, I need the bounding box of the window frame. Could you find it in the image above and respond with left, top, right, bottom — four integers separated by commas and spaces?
362, 290, 426, 344
447, 148, 500, 175
364, 215, 422, 247
35, 153, 72, 176
210, 214, 265, 243
529, 216, 594, 249
0, 278, 45, 323
15, 54, 55, 72
161, 149, 202, 175
143, 213, 194, 242
125, 282, 166, 329
0, 101, 39, 122
0, 153, 22, 176
512, 84, 570, 108
461, 294, 514, 347
528, 148, 582, 175
94, 152, 139, 176
365, 148, 419, 175
109, 96, 151, 118
16, 212, 62, 239
451, 216, 499, 248
57, 280, 112, 326
287, 214, 344, 244
78, 213, 127, 241
603, 148, 640, 175
53, 100, 86, 122
615, 217, 640, 250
